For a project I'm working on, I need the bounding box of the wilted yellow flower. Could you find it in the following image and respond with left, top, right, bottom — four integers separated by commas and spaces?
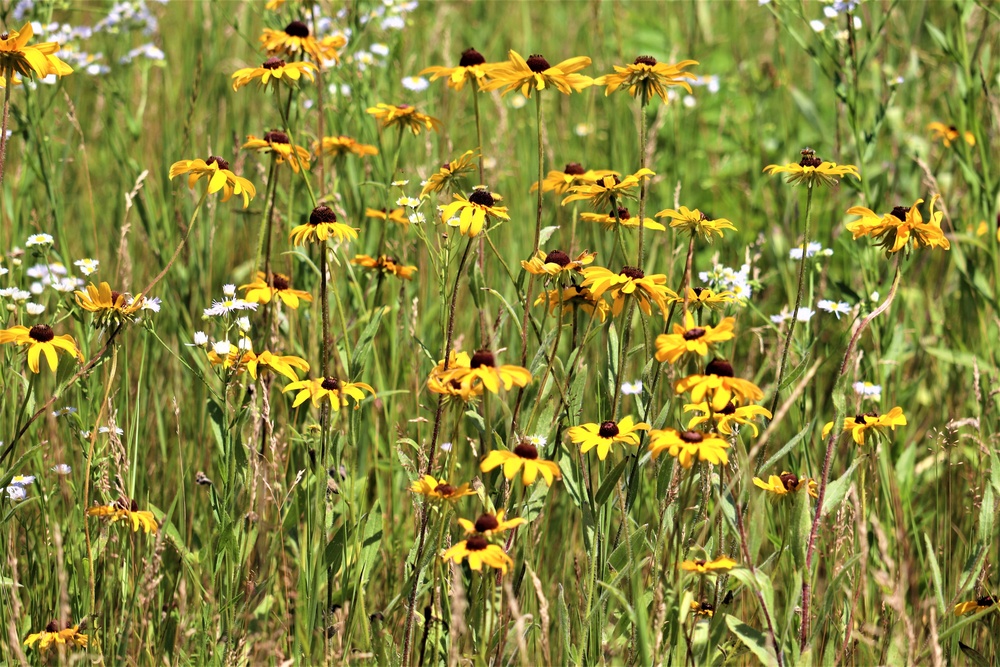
242, 131, 311, 172
365, 207, 409, 226
74, 281, 145, 329
366, 103, 441, 135
168, 156, 256, 208
420, 150, 478, 197
86, 498, 158, 533
426, 351, 484, 401
580, 207, 666, 232
351, 254, 417, 280
684, 401, 772, 437
534, 284, 610, 322
314, 135, 379, 158
845, 196, 950, 255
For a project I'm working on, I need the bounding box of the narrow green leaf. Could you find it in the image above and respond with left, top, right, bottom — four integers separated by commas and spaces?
595, 457, 629, 507
725, 614, 779, 667
923, 534, 945, 615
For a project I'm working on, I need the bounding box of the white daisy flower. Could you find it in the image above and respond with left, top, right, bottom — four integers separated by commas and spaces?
621, 381, 643, 395
74, 258, 100, 275
817, 299, 852, 319
26, 233, 54, 247
26, 302, 45, 315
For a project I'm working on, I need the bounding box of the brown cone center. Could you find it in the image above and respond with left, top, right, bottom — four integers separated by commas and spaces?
29, 324, 55, 342
598, 421, 619, 438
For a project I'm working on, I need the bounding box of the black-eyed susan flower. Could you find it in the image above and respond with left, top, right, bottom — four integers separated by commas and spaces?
366, 103, 442, 135
365, 207, 409, 226
580, 265, 676, 317
351, 254, 418, 280
86, 498, 158, 533
845, 196, 950, 255
426, 351, 484, 401
594, 55, 697, 106
927, 122, 975, 148
654, 312, 735, 364
752, 471, 818, 498
442, 535, 514, 573
690, 601, 715, 619
674, 359, 763, 412
260, 20, 346, 63
457, 510, 526, 537
684, 401, 772, 437
647, 429, 730, 468
580, 207, 665, 232
283, 376, 375, 410
74, 281, 145, 329
483, 50, 593, 97
24, 620, 88, 652
440, 187, 510, 237
480, 438, 561, 486
239, 272, 313, 308
168, 156, 256, 208
419, 47, 497, 91
822, 407, 907, 445
242, 131, 311, 173
763, 148, 860, 188
411, 475, 475, 502
245, 350, 310, 382
206, 341, 254, 374
315, 135, 379, 158
568, 416, 650, 461
231, 56, 316, 91
0, 23, 73, 81
534, 284, 611, 322
0, 324, 83, 373
562, 169, 655, 210
437, 349, 530, 395
672, 286, 742, 311
532, 163, 616, 195
954, 595, 996, 616
680, 555, 737, 574
521, 249, 596, 276
656, 206, 736, 242
420, 150, 478, 197
289, 205, 359, 246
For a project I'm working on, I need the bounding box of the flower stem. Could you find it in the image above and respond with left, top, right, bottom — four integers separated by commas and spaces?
637, 104, 648, 268
252, 155, 279, 279
0, 66, 12, 192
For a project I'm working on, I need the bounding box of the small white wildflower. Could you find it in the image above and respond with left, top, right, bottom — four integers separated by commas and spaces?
823, 6, 838, 18
510, 93, 527, 109
237, 336, 252, 351
141, 297, 161, 312
212, 340, 232, 356
222, 283, 237, 297
817, 299, 852, 319
51, 277, 80, 293
770, 311, 791, 325
6, 486, 26, 501
574, 123, 594, 137
440, 441, 453, 452
396, 196, 422, 208
0, 266, 6, 276
810, 19, 825, 32
401, 75, 429, 92
391, 179, 410, 187
870, 291, 880, 302
203, 298, 258, 317
80, 430, 92, 439
236, 316, 251, 333
682, 94, 696, 108
190, 331, 209, 347
25, 302, 45, 315
11, 289, 31, 301
10, 475, 35, 486
52, 406, 78, 417
408, 212, 426, 225
370, 42, 390, 57
26, 233, 54, 247
525, 434, 547, 448
381, 15, 405, 30
621, 381, 643, 395
51, 464, 72, 475
74, 258, 100, 275
795, 307, 815, 322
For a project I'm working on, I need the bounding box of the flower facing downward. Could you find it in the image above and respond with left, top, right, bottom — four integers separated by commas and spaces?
242, 131, 311, 172
442, 535, 514, 574
289, 205, 359, 246
927, 122, 975, 148
480, 439, 562, 486
419, 47, 498, 91
534, 284, 611, 323
532, 163, 617, 195
239, 272, 313, 308
74, 282, 145, 329
674, 359, 764, 412
580, 207, 666, 232
24, 620, 88, 652
410, 475, 475, 502
562, 169, 655, 210
845, 196, 950, 255
437, 349, 531, 395
86, 497, 158, 533
259, 20, 346, 63
314, 135, 379, 159
0, 23, 73, 81
595, 55, 698, 105
568, 416, 650, 461
680, 555, 737, 575
580, 265, 676, 317
655, 312, 735, 364
0, 324, 83, 373
440, 187, 510, 237
954, 595, 996, 616
365, 208, 409, 226
426, 351, 483, 401
656, 206, 737, 241
231, 57, 317, 90
647, 429, 730, 468
168, 156, 256, 208
483, 50, 593, 97
283, 376, 376, 411
684, 401, 772, 436
763, 148, 860, 188
351, 254, 418, 280
822, 406, 907, 445
753, 471, 818, 498
366, 103, 442, 135
420, 150, 478, 197
521, 249, 596, 276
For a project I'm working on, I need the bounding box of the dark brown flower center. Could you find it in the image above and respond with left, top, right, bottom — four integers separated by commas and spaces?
45, 620, 60, 632
434, 483, 456, 497
321, 377, 341, 391
264, 130, 290, 144
680, 431, 704, 443
889, 206, 909, 221
798, 147, 821, 168
544, 250, 571, 267
598, 421, 619, 438
620, 265, 644, 280
563, 162, 586, 175
855, 411, 877, 425
110, 291, 123, 304
28, 324, 55, 342
526, 54, 550, 72
0, 33, 9, 41
262, 57, 285, 70
466, 535, 489, 551
779, 472, 799, 490
459, 48, 485, 67
474, 513, 500, 533
718, 401, 737, 415
948, 125, 958, 132
699, 602, 715, 613
206, 155, 230, 171
271, 274, 290, 290
285, 20, 310, 37
692, 287, 705, 296
634, 55, 657, 66
695, 559, 706, 567
614, 207, 631, 220
310, 205, 337, 224
683, 327, 706, 340
705, 358, 734, 377
470, 349, 495, 368
513, 442, 539, 459
468, 189, 495, 208
977, 595, 997, 607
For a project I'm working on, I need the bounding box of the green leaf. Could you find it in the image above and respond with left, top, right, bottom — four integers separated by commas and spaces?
725, 614, 779, 667
958, 642, 991, 667
483, 288, 523, 338
923, 534, 945, 615
325, 523, 348, 573
360, 504, 383, 585
822, 459, 861, 517
595, 457, 629, 507
350, 306, 387, 377
760, 420, 814, 474
790, 483, 812, 570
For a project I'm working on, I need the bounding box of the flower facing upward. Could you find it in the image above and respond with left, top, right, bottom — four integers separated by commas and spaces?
656, 206, 737, 241
259, 20, 346, 63
954, 595, 996, 616
289, 205, 359, 246
647, 429, 730, 468
365, 207, 409, 226
752, 471, 818, 498
410, 475, 475, 502
674, 359, 764, 412
483, 50, 593, 97
580, 265, 676, 317
24, 620, 88, 652
0, 324, 83, 373
242, 131, 311, 172
822, 407, 907, 445
351, 254, 418, 280
534, 284, 611, 323
684, 401, 772, 437
457, 509, 526, 537
366, 103, 442, 135
480, 439, 562, 486
419, 47, 497, 91
654, 312, 736, 364
420, 150, 478, 197
239, 272, 313, 308
0, 23, 73, 80
531, 163, 617, 195
927, 122, 975, 148
763, 148, 860, 188
595, 55, 698, 105
845, 196, 950, 255
168, 156, 256, 208
580, 207, 666, 232
562, 169, 655, 209
86, 498, 158, 533
437, 349, 531, 395
568, 416, 650, 461
314, 135, 379, 158
283, 376, 376, 410
680, 555, 737, 575
231, 57, 317, 91
74, 281, 145, 329
442, 535, 514, 574
521, 249, 596, 276
440, 187, 510, 237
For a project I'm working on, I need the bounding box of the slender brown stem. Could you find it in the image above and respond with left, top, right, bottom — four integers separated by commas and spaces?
681, 234, 696, 316
0, 67, 12, 192
637, 104, 648, 267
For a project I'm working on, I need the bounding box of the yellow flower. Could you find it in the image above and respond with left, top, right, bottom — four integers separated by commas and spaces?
580, 207, 666, 232
410, 475, 475, 502
531, 163, 617, 195
954, 595, 996, 616
752, 472, 818, 498
534, 284, 610, 323
420, 48, 497, 91
656, 206, 736, 241
0, 23, 73, 80
690, 600, 715, 619
245, 350, 310, 382
672, 286, 742, 311
86, 498, 158, 533
0, 324, 83, 373
239, 272, 313, 308
674, 359, 763, 412
231, 56, 316, 91
74, 281, 145, 329
365, 207, 409, 226
647, 429, 730, 468
684, 401, 772, 437
457, 510, 526, 537
366, 103, 442, 135
426, 351, 484, 401
822, 406, 907, 445
580, 265, 676, 317
289, 205, 358, 246
480, 439, 561, 486
442, 536, 514, 574
420, 150, 478, 198
24, 621, 88, 652
439, 187, 510, 237
483, 50, 592, 97
562, 169, 655, 210
314, 135, 379, 158
521, 249, 596, 276
242, 131, 311, 173
351, 254, 417, 280
567, 416, 650, 461
654, 312, 735, 364
845, 196, 950, 255
763, 148, 860, 188
594, 55, 697, 105
168, 156, 256, 208
283, 376, 376, 410
437, 349, 530, 395
259, 21, 346, 63
927, 122, 975, 148
206, 343, 254, 375
680, 555, 737, 574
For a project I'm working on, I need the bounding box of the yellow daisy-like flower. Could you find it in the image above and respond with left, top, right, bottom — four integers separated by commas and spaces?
289, 205, 359, 246
531, 163, 617, 195
206, 343, 254, 375
260, 20, 346, 63
671, 286, 743, 311
74, 281, 145, 329
927, 122, 975, 148
594, 55, 697, 106
0, 23, 73, 80
674, 359, 764, 412
0, 324, 83, 373
426, 351, 484, 401
24, 621, 88, 652
763, 148, 860, 188
437, 349, 531, 395
242, 131, 311, 173
419, 47, 497, 91
690, 601, 715, 619
457, 510, 526, 537
684, 401, 772, 437
954, 595, 996, 616
845, 196, 950, 255
480, 439, 561, 486
680, 555, 737, 574
351, 254, 418, 280
562, 169, 655, 210
534, 284, 611, 323
521, 249, 596, 276
168, 156, 256, 208
244, 350, 310, 382
410, 475, 475, 502
752, 471, 818, 498
647, 428, 730, 468
654, 311, 735, 364
580, 207, 666, 232
365, 207, 409, 226
366, 103, 442, 135
283, 376, 376, 410
239, 272, 313, 308
314, 135, 379, 158
580, 265, 676, 317
821, 406, 907, 446
420, 150, 478, 198
656, 206, 737, 241
567, 416, 650, 461
86, 498, 158, 533
439, 187, 510, 238
231, 56, 316, 91
483, 50, 592, 97
442, 536, 514, 574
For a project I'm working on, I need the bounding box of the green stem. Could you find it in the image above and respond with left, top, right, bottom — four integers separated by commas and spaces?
637, 103, 648, 267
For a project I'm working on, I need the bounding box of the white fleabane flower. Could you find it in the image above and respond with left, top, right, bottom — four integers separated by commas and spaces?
391, 179, 410, 187
10, 475, 35, 486
141, 297, 161, 312
213, 340, 232, 356
6, 486, 26, 501
770, 311, 790, 324
525, 434, 547, 448
396, 196, 421, 208
795, 307, 815, 322
408, 212, 426, 225
621, 381, 643, 395
0, 266, 7, 276
401, 75, 428, 92
52, 277, 80, 293
98, 426, 124, 435
52, 406, 78, 417
870, 291, 880, 302
370, 43, 390, 57
222, 284, 237, 297
26, 233, 54, 247
190, 331, 209, 347
236, 316, 251, 333
203, 298, 258, 317
381, 15, 405, 30
440, 441, 453, 452
789, 242, 826, 260
810, 19, 825, 31
818, 299, 852, 319
237, 336, 252, 351
11, 289, 31, 301
74, 258, 100, 275
51, 464, 72, 475
26, 303, 45, 315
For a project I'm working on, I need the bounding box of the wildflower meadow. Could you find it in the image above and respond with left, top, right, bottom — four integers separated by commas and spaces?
1, 0, 999, 664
